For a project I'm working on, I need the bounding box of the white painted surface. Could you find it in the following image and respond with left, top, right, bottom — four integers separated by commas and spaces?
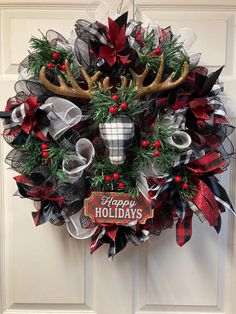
0, 1, 236, 314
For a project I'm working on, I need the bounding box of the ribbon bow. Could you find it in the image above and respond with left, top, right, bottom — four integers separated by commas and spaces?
77, 12, 142, 66
62, 138, 95, 183
10, 97, 48, 141
11, 97, 37, 132
27, 185, 65, 226
41, 97, 88, 140
14, 175, 65, 226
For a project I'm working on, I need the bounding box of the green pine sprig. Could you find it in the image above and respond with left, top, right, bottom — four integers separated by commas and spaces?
179, 182, 197, 201
27, 31, 74, 77
90, 157, 140, 198
20, 138, 69, 181
133, 122, 183, 175
21, 139, 42, 174
176, 171, 198, 201
136, 30, 189, 78
91, 86, 148, 123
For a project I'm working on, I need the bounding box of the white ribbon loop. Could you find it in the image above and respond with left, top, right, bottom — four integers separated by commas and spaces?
160, 112, 191, 149
41, 97, 87, 140
66, 210, 98, 239
63, 138, 95, 183
167, 130, 191, 149
175, 28, 197, 51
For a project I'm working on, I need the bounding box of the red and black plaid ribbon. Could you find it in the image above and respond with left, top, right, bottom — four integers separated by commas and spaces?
191, 178, 220, 226
14, 175, 65, 226
6, 96, 48, 141
176, 208, 193, 246
187, 151, 225, 174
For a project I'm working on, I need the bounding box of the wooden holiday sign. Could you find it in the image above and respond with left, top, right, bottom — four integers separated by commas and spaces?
84, 192, 153, 225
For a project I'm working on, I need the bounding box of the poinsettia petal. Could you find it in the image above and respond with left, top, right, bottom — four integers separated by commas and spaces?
108, 17, 119, 44
114, 11, 128, 29
115, 24, 127, 51
117, 54, 131, 64
99, 45, 116, 66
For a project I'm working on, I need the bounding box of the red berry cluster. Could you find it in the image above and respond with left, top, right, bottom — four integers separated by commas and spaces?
174, 176, 189, 189
149, 47, 161, 56
109, 94, 128, 115
141, 139, 161, 157
47, 52, 66, 71
104, 172, 125, 189
41, 143, 49, 159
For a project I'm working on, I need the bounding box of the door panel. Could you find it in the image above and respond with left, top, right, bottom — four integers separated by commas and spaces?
0, 1, 235, 314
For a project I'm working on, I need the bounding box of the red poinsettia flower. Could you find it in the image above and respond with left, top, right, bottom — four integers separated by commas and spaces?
101, 17, 127, 66
90, 13, 141, 66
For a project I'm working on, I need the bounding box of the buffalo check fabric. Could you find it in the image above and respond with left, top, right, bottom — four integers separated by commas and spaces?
99, 116, 134, 164
176, 208, 193, 246
173, 149, 206, 167
75, 18, 142, 49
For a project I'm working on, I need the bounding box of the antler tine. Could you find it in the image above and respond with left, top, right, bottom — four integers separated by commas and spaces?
129, 67, 149, 93
64, 61, 91, 98
39, 60, 101, 99
158, 61, 189, 92
132, 55, 164, 99
39, 66, 73, 96
120, 76, 127, 90
102, 77, 110, 91
154, 54, 165, 86
131, 54, 189, 99
79, 65, 101, 90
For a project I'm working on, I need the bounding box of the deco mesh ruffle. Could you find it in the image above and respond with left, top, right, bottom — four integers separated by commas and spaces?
1, 12, 235, 258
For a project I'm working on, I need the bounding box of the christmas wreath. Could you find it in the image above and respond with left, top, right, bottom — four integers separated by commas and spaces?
1, 12, 235, 258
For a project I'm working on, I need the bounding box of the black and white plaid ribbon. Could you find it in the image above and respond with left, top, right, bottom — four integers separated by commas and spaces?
207, 95, 227, 117
149, 176, 173, 200
99, 116, 135, 165
75, 18, 142, 51
32, 200, 70, 226
49, 210, 70, 225
87, 21, 112, 47
11, 102, 27, 124
187, 201, 207, 222
214, 196, 235, 216
173, 149, 206, 167
126, 19, 142, 48
211, 82, 224, 95
108, 228, 149, 260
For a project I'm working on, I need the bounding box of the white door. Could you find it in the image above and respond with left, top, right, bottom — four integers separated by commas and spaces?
0, 1, 236, 314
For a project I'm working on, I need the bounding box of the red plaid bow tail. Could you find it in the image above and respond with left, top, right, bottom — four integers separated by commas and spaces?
28, 186, 64, 226
187, 152, 225, 174
191, 179, 220, 227
26, 185, 63, 207
176, 208, 193, 247
14, 176, 64, 226
90, 225, 119, 255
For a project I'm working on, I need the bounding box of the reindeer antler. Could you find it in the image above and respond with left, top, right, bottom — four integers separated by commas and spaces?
130, 55, 189, 99
39, 60, 101, 99
100, 75, 130, 95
